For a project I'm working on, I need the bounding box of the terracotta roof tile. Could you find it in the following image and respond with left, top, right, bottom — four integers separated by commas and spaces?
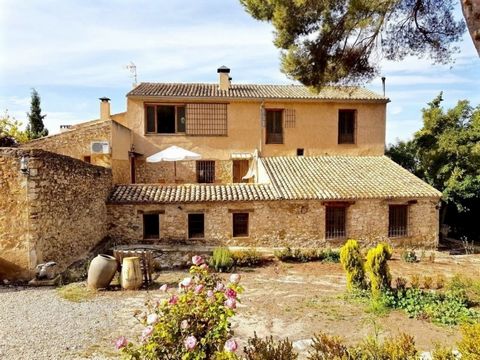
262, 156, 441, 200
127, 83, 387, 102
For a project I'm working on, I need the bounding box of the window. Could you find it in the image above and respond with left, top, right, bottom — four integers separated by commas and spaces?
389, 205, 408, 237
196, 160, 215, 183
143, 213, 160, 239
145, 104, 186, 134
266, 109, 283, 144
233, 160, 249, 183
186, 103, 227, 136
188, 213, 204, 239
233, 213, 249, 237
83, 156, 91, 163
296, 148, 304, 156
338, 110, 356, 144
325, 206, 346, 239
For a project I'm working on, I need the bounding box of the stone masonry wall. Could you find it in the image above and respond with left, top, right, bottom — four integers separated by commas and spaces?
107, 198, 439, 249
0, 148, 112, 280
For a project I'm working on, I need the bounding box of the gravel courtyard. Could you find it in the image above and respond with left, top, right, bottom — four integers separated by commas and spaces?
1, 252, 479, 359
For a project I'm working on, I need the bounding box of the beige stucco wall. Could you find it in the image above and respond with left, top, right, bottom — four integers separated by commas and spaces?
124, 97, 387, 163
107, 198, 439, 249
0, 148, 112, 280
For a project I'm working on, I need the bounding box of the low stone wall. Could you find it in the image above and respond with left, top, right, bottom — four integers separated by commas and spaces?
0, 148, 112, 280
107, 198, 439, 249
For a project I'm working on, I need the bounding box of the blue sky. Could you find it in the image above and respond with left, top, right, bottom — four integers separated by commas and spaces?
1, 0, 479, 144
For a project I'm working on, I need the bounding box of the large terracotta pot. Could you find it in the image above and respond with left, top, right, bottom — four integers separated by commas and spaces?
121, 257, 142, 290
87, 254, 118, 289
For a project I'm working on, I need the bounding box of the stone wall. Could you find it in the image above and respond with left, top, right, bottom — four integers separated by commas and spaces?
0, 148, 112, 280
107, 198, 439, 249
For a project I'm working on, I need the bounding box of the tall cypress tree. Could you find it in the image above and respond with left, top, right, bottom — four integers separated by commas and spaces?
26, 88, 48, 139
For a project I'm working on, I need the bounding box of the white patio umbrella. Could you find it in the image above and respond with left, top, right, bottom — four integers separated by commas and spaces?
146, 145, 201, 179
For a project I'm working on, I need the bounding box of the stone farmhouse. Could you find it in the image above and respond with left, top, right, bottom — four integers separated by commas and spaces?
0, 67, 441, 280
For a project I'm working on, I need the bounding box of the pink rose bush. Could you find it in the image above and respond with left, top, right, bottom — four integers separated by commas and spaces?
118, 255, 243, 359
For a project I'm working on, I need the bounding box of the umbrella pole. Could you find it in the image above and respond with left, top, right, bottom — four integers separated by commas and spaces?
174, 161, 177, 181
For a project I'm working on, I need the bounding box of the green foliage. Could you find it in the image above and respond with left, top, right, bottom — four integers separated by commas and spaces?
457, 323, 480, 360
243, 333, 297, 360
231, 249, 263, 267
322, 249, 340, 263
274, 247, 340, 263
120, 262, 243, 359
0, 110, 28, 146
340, 239, 365, 291
400, 250, 417, 263
431, 344, 457, 360
210, 247, 234, 272
365, 243, 392, 297
26, 88, 48, 140
239, 0, 465, 86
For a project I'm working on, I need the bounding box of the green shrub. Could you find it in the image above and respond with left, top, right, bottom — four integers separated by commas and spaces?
274, 247, 322, 263
210, 247, 234, 272
457, 323, 480, 359
231, 248, 263, 267
243, 333, 298, 360
365, 243, 392, 297
321, 249, 340, 263
431, 344, 457, 360
340, 239, 365, 292
401, 249, 417, 263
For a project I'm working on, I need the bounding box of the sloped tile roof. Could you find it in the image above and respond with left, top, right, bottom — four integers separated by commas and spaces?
261, 156, 442, 200
127, 83, 387, 102
108, 183, 279, 204
108, 156, 441, 204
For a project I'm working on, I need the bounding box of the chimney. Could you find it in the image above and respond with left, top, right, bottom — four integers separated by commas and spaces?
381, 77, 386, 97
99, 97, 111, 121
217, 66, 231, 91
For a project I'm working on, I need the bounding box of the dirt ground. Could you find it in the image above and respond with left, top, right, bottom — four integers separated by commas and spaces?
2, 251, 480, 359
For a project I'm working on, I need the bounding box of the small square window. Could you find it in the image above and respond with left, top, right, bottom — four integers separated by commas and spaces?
233, 213, 249, 237
188, 213, 204, 239
143, 213, 160, 239
297, 148, 304, 156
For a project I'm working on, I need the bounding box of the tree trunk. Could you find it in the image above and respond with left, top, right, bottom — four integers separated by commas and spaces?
461, 0, 480, 55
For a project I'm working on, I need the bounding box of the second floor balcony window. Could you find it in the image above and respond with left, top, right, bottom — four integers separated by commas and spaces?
266, 109, 283, 144
145, 104, 186, 134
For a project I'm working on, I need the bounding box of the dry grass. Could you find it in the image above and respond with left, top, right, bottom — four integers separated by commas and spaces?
56, 283, 95, 302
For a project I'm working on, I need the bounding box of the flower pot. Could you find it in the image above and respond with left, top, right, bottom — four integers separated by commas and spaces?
121, 257, 142, 290
87, 254, 118, 289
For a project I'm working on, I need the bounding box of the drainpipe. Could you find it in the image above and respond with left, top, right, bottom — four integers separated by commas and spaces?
259, 100, 265, 156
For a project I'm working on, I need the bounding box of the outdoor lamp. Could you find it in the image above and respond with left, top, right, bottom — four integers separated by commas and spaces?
20, 156, 29, 175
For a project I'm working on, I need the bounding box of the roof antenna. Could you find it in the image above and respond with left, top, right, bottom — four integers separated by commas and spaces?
381, 76, 386, 96
125, 61, 138, 88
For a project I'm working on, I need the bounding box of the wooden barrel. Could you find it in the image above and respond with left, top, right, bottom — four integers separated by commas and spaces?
121, 257, 142, 290
87, 254, 117, 289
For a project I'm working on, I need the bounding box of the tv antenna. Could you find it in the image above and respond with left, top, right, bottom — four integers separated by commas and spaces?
125, 61, 138, 86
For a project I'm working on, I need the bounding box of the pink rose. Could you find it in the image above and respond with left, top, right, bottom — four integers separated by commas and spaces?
192, 255, 204, 265
115, 336, 128, 350
225, 338, 238, 352
229, 274, 241, 284
184, 335, 197, 351
194, 284, 204, 294
225, 288, 237, 299
147, 313, 158, 325
168, 295, 179, 305
142, 326, 154, 339
200, 263, 209, 270
159, 284, 168, 292
180, 277, 193, 288
224, 297, 236, 309
215, 282, 225, 292
181, 319, 189, 329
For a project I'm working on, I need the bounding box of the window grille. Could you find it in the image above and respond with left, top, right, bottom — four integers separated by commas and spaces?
338, 110, 356, 144
196, 160, 215, 183
186, 103, 227, 136
284, 108, 296, 128
233, 213, 249, 237
389, 205, 408, 237
325, 206, 346, 239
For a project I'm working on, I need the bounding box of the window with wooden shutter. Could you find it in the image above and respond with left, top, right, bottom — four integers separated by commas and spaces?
266, 109, 283, 144
389, 205, 408, 237
233, 160, 249, 183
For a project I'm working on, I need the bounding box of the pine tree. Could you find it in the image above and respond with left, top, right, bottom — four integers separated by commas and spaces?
26, 88, 48, 139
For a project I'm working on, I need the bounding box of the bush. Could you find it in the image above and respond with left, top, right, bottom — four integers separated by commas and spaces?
457, 323, 480, 359
307, 332, 349, 359
340, 239, 365, 291
365, 243, 392, 297
231, 249, 263, 267
244, 333, 298, 360
401, 249, 417, 263
321, 249, 340, 263
274, 247, 321, 263
431, 344, 457, 360
210, 247, 234, 272
119, 256, 243, 359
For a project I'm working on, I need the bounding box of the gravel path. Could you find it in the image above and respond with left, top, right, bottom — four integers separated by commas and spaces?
0, 286, 146, 360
